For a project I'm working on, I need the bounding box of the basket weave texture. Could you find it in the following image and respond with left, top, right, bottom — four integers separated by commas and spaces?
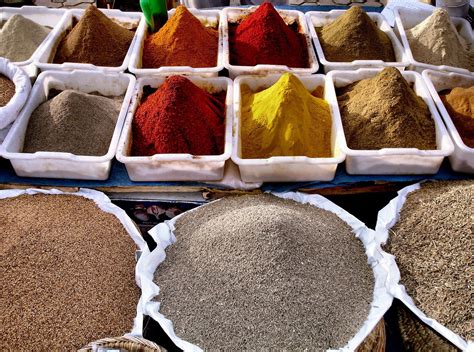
78, 336, 165, 352
356, 318, 386, 352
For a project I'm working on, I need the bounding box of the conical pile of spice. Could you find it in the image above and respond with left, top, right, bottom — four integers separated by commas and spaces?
240, 73, 332, 159
0, 14, 50, 62
441, 86, 474, 148
406, 9, 473, 70
54, 5, 134, 67
142, 5, 218, 68
0, 75, 15, 107
317, 7, 395, 62
229, 3, 309, 67
337, 67, 436, 150
132, 76, 226, 156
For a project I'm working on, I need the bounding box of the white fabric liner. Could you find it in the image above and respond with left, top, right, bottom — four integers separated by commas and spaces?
375, 182, 469, 350
136, 191, 397, 351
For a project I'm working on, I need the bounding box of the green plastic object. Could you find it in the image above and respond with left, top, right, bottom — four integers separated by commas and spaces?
140, 0, 168, 32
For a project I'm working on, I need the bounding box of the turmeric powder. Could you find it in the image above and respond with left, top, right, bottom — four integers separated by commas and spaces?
441, 86, 474, 148
240, 73, 332, 159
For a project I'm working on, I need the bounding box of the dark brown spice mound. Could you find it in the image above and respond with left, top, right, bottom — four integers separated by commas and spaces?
0, 74, 15, 107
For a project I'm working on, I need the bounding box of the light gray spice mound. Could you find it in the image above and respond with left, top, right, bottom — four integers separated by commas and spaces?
155, 194, 375, 351
23, 90, 122, 156
0, 194, 140, 351
386, 180, 474, 341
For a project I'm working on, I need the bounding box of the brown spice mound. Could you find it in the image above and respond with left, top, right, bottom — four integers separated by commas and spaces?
54, 5, 134, 67
385, 180, 474, 341
0, 194, 139, 350
441, 86, 474, 148
317, 7, 395, 62
337, 67, 437, 150
0, 74, 15, 107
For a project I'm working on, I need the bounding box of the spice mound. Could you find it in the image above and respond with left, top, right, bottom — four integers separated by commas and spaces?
1, 194, 139, 350
441, 86, 474, 148
23, 89, 121, 156
385, 180, 474, 341
317, 7, 395, 62
0, 14, 50, 62
54, 5, 134, 67
0, 74, 15, 107
241, 73, 332, 159
155, 194, 375, 351
337, 67, 436, 150
229, 3, 309, 68
142, 5, 218, 68
132, 75, 225, 156
406, 9, 473, 71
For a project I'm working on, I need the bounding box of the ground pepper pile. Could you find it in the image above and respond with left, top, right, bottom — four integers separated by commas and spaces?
132, 76, 225, 156
441, 86, 474, 148
155, 194, 374, 350
317, 7, 395, 62
229, 3, 309, 67
0, 74, 15, 107
54, 5, 134, 67
337, 67, 436, 150
142, 5, 218, 68
241, 73, 332, 158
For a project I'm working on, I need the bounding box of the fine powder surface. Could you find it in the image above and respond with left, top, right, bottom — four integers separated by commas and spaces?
142, 5, 218, 68
441, 86, 474, 148
229, 3, 309, 68
0, 74, 15, 107
337, 67, 437, 150
241, 73, 332, 158
0, 14, 50, 62
23, 90, 121, 156
385, 180, 474, 341
154, 194, 375, 350
54, 5, 134, 67
317, 7, 395, 62
407, 9, 473, 71
0, 194, 139, 350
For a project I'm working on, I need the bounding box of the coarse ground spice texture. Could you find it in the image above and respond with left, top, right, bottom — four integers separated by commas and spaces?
441, 86, 474, 148
54, 5, 134, 67
337, 67, 436, 150
154, 194, 375, 350
132, 75, 225, 156
0, 74, 15, 107
0, 194, 139, 350
385, 180, 474, 341
317, 7, 395, 62
142, 5, 218, 68
229, 3, 309, 68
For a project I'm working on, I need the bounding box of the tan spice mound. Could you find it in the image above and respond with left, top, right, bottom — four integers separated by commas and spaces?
0, 74, 15, 107
385, 180, 474, 341
0, 194, 139, 350
337, 67, 437, 150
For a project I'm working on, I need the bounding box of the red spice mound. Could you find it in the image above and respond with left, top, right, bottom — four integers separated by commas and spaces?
230, 3, 309, 68
132, 76, 226, 156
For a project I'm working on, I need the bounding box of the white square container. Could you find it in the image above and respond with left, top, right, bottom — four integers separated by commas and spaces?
1, 70, 136, 180
222, 7, 318, 79
128, 8, 223, 77
0, 6, 67, 78
232, 74, 346, 183
116, 75, 233, 182
305, 10, 409, 73
326, 68, 454, 175
394, 7, 473, 75
422, 69, 474, 173
35, 9, 143, 73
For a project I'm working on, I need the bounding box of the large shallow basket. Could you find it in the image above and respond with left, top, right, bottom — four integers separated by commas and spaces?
79, 336, 164, 352
356, 318, 386, 352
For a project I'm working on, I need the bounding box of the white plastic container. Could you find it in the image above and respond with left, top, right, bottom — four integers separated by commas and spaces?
116, 75, 233, 182
128, 8, 223, 77
1, 70, 136, 180
222, 7, 318, 79
326, 68, 454, 175
422, 70, 474, 173
305, 10, 409, 73
232, 74, 346, 183
394, 7, 473, 75
35, 9, 143, 73
0, 6, 67, 77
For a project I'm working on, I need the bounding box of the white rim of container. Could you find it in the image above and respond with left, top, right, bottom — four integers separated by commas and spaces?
35, 8, 144, 72
222, 6, 319, 76
393, 7, 473, 75
1, 69, 136, 163
128, 8, 224, 76
305, 10, 409, 71
326, 68, 455, 158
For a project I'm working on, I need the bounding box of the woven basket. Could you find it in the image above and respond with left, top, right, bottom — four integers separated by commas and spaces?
356, 318, 386, 352
78, 336, 165, 352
